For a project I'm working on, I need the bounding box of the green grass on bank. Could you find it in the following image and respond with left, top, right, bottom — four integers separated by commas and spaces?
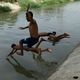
18, 0, 72, 10
0, 6, 11, 13
18, 0, 40, 10
0, 0, 78, 12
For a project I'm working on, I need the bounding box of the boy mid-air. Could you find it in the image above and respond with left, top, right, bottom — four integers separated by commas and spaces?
8, 40, 52, 56
8, 32, 70, 56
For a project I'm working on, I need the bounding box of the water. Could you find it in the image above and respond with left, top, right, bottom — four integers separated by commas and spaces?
0, 1, 80, 80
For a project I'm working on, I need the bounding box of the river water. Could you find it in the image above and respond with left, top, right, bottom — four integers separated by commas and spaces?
0, 1, 80, 80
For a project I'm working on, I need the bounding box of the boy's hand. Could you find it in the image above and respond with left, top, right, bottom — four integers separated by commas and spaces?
19, 26, 28, 30
19, 27, 24, 30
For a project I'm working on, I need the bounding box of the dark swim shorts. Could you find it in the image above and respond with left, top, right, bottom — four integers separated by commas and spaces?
20, 37, 39, 48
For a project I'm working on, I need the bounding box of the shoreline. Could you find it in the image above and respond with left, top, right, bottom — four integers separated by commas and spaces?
0, 2, 21, 13
47, 44, 80, 80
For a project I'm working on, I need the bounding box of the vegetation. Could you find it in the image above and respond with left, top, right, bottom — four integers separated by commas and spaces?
17, 0, 74, 9
17, 0, 40, 10
0, 6, 11, 12
0, 0, 17, 3
0, 0, 80, 11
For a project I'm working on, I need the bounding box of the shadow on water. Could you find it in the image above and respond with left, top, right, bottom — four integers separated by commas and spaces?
32, 54, 58, 79
6, 55, 58, 80
6, 56, 42, 80
33, 54, 58, 66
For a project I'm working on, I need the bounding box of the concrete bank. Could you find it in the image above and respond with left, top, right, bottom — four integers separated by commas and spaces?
48, 45, 80, 80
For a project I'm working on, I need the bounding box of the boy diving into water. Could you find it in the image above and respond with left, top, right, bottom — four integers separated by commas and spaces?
8, 9, 69, 56
8, 38, 52, 56
8, 31, 56, 56
8, 32, 69, 56
48, 33, 70, 41
13, 11, 55, 56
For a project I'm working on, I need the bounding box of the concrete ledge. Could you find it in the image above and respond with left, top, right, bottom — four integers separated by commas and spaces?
48, 45, 80, 80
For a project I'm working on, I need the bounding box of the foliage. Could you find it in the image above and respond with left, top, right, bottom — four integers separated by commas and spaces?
0, 0, 76, 10
0, 6, 11, 12
18, 0, 73, 10
17, 0, 41, 9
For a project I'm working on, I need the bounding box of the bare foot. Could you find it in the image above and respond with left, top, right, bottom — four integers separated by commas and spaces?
64, 33, 70, 37
47, 48, 52, 53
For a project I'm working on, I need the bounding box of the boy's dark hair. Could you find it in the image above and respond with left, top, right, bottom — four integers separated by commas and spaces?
26, 11, 33, 17
48, 31, 56, 36
11, 44, 16, 48
52, 31, 56, 35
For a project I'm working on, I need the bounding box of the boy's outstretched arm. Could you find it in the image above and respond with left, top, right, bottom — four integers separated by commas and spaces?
8, 49, 17, 56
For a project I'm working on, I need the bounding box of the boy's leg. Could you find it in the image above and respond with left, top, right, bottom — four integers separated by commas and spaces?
23, 47, 52, 54
18, 37, 38, 55
32, 38, 46, 58
63, 33, 70, 37
19, 38, 31, 55
41, 48, 52, 53
55, 33, 70, 41
10, 38, 51, 55
39, 32, 49, 37
24, 48, 40, 54
35, 38, 46, 48
39, 31, 56, 37
19, 40, 24, 55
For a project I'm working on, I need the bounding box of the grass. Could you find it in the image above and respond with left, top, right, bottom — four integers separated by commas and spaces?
0, 0, 74, 11
18, 0, 41, 10
18, 0, 72, 10
0, 6, 11, 13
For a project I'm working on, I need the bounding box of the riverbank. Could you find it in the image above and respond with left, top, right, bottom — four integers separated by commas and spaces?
48, 44, 80, 80
18, 0, 73, 9
0, 2, 21, 13
0, 0, 78, 11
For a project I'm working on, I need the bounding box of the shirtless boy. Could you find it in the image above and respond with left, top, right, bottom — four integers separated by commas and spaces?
8, 32, 69, 56
18, 11, 41, 55
18, 11, 55, 56
48, 33, 70, 42
8, 42, 52, 56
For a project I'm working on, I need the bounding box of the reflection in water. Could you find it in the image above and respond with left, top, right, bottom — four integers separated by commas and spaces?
35, 55, 57, 66
0, 12, 18, 27
33, 54, 58, 78
6, 56, 43, 80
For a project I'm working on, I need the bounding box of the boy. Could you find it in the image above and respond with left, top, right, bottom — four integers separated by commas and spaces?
8, 43, 52, 56
48, 33, 70, 42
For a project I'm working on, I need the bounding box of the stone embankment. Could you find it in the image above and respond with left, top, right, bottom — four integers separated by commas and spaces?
48, 44, 80, 80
